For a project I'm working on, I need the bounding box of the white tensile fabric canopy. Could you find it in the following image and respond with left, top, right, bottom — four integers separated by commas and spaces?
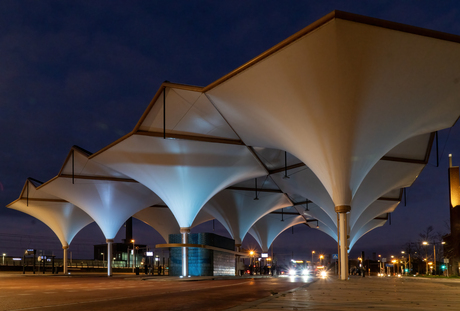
248, 208, 306, 253
8, 11, 460, 279
202, 189, 292, 245
91, 135, 267, 229
38, 147, 162, 240
7, 179, 93, 248
206, 15, 460, 208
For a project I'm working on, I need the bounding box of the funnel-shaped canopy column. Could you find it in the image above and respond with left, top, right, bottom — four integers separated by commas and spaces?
272, 168, 336, 223
8, 180, 94, 247
349, 217, 388, 250
203, 189, 292, 245
92, 136, 267, 228
39, 147, 161, 240
7, 179, 94, 274
248, 210, 305, 252
207, 16, 460, 208
351, 199, 399, 236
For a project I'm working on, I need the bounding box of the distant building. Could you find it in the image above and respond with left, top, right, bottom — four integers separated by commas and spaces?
444, 155, 460, 276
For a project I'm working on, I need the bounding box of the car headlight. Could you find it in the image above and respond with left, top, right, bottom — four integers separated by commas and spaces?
302, 269, 309, 275
289, 269, 296, 276
320, 271, 327, 278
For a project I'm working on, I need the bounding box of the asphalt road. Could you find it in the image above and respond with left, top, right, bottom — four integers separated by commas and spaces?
0, 274, 311, 310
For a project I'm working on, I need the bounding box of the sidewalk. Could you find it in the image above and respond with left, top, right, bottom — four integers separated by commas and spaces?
227, 275, 460, 310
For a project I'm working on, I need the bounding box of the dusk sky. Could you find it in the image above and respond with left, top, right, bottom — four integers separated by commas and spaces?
1, 1, 460, 262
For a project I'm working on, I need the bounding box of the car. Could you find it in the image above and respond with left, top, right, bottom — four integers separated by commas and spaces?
288, 267, 311, 276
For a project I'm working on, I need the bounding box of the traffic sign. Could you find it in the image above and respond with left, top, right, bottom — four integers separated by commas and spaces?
332, 254, 338, 260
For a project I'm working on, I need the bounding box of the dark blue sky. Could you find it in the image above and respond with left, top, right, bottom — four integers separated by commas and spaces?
1, 1, 460, 261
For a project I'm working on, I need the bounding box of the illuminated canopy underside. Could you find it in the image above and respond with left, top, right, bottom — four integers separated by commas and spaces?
9, 11, 460, 250
39, 147, 162, 240
7, 179, 93, 247
202, 189, 292, 245
206, 16, 460, 207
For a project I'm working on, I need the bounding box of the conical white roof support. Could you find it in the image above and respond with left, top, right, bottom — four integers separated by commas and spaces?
248, 212, 305, 252
206, 15, 460, 208
272, 167, 336, 222
351, 200, 398, 237
38, 147, 161, 240
293, 202, 337, 238
349, 216, 388, 250
7, 179, 94, 248
350, 160, 423, 229
202, 189, 292, 245
92, 135, 267, 228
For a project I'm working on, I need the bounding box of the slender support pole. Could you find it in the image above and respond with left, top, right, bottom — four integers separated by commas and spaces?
335, 205, 351, 280
106, 239, 113, 277
283, 152, 289, 179
180, 227, 190, 277
337, 212, 340, 276
163, 87, 166, 139
71, 149, 75, 184
63, 245, 69, 274
235, 244, 241, 276
436, 131, 439, 167
404, 188, 407, 206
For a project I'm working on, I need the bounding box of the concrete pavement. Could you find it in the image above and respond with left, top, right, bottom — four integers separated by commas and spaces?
228, 275, 460, 310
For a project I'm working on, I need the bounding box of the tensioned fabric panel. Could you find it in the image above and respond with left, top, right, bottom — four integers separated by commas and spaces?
248, 213, 305, 252
206, 18, 460, 208
251, 147, 303, 170
61, 148, 130, 179
202, 190, 292, 245
231, 175, 280, 191
294, 203, 337, 236
271, 167, 336, 223
349, 160, 424, 228
92, 135, 267, 228
349, 217, 387, 250
384, 133, 432, 160
8, 181, 93, 247
351, 200, 398, 235
139, 87, 239, 140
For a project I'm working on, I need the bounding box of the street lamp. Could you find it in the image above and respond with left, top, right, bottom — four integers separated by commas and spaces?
101, 252, 105, 266
319, 255, 324, 266
249, 251, 255, 275
422, 241, 429, 274
2, 253, 5, 265
131, 239, 135, 273
312, 251, 315, 265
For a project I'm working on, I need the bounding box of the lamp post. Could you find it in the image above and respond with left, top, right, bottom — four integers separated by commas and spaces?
312, 251, 315, 266
401, 251, 406, 275
423, 241, 428, 274
319, 255, 324, 266
101, 252, 105, 267
2, 253, 5, 265
131, 239, 135, 273
249, 251, 254, 275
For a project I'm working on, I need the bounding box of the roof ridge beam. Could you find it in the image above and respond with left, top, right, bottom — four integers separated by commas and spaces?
226, 186, 282, 193
59, 174, 138, 183
134, 131, 244, 145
